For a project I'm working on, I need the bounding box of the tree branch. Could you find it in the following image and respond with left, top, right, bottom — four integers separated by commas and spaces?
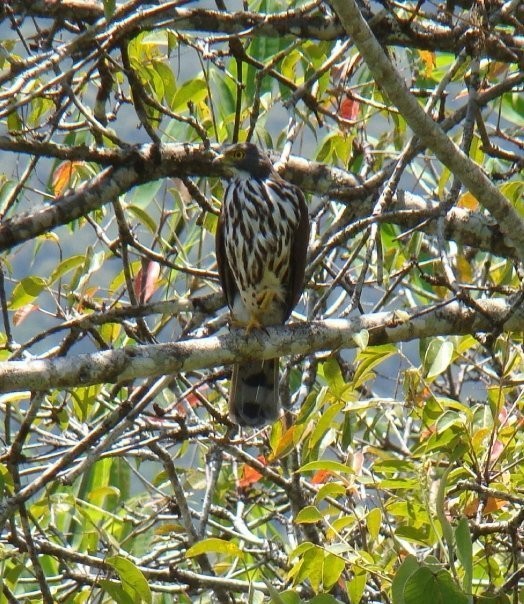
1, 297, 523, 394
331, 0, 524, 264
4, 1, 522, 63
0, 141, 517, 259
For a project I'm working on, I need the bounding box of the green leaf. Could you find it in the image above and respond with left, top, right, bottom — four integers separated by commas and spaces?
186, 538, 243, 559
475, 595, 511, 604
423, 339, 454, 379
298, 460, 354, 475
9, 276, 46, 309
308, 401, 344, 450
308, 596, 341, 604
295, 506, 324, 524
48, 255, 87, 285
352, 329, 369, 349
353, 344, 397, 388
127, 205, 158, 234
404, 567, 468, 604
128, 180, 163, 210
293, 545, 324, 592
314, 482, 346, 504
392, 555, 420, 604
321, 357, 346, 392
265, 585, 300, 604
395, 525, 435, 547
366, 507, 382, 541
100, 579, 134, 604
153, 61, 177, 103
454, 517, 472, 592
322, 553, 345, 590
347, 565, 368, 604
103, 0, 116, 20
106, 556, 152, 604
171, 78, 207, 113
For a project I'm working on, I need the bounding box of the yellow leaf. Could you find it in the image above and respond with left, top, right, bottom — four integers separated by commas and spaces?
418, 50, 436, 78
186, 538, 243, 559
457, 191, 479, 210
456, 254, 472, 282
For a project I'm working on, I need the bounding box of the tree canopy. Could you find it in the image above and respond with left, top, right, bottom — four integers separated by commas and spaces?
0, 1, 523, 602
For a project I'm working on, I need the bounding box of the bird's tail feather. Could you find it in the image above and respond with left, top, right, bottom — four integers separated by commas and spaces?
229, 359, 279, 427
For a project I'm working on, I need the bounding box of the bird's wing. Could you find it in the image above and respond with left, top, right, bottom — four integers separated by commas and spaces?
286, 183, 310, 319
215, 201, 238, 311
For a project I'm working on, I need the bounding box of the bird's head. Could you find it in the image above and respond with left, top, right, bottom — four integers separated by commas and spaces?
213, 143, 273, 179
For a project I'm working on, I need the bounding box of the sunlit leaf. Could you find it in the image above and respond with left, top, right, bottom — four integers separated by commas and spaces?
366, 507, 382, 541
186, 538, 243, 559
298, 460, 354, 475
295, 505, 324, 524
9, 276, 46, 309
106, 556, 152, 604
51, 161, 84, 197
171, 78, 207, 113
418, 50, 436, 78
322, 552, 345, 590
238, 455, 266, 488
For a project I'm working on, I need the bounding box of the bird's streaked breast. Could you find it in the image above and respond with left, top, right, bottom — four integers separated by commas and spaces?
222, 176, 302, 325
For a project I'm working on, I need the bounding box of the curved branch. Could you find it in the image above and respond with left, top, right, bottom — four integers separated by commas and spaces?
1, 297, 523, 394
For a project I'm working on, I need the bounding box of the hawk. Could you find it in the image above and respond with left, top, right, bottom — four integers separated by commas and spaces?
214, 143, 309, 427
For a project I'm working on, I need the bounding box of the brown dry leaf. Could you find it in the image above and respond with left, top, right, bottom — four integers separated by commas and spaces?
13, 304, 39, 325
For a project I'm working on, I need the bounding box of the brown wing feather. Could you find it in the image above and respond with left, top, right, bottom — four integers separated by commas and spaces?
215, 203, 238, 310
285, 183, 310, 320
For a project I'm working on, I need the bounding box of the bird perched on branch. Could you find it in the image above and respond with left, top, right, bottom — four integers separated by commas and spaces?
214, 143, 310, 427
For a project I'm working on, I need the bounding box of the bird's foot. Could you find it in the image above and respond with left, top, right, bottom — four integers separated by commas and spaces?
245, 316, 263, 332
258, 289, 277, 312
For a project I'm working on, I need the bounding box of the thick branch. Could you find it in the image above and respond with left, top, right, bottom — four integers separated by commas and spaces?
4, 1, 522, 63
1, 297, 522, 394
331, 0, 524, 263
0, 142, 516, 259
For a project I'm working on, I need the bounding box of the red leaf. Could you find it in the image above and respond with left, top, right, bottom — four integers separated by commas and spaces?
311, 470, 332, 484
174, 392, 200, 416
489, 439, 504, 464
134, 260, 161, 303
238, 456, 267, 488
340, 95, 359, 121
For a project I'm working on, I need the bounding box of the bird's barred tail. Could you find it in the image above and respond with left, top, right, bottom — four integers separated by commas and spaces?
229, 359, 279, 427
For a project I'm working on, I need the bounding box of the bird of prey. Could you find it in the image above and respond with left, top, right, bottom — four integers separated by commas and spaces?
214, 143, 309, 426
